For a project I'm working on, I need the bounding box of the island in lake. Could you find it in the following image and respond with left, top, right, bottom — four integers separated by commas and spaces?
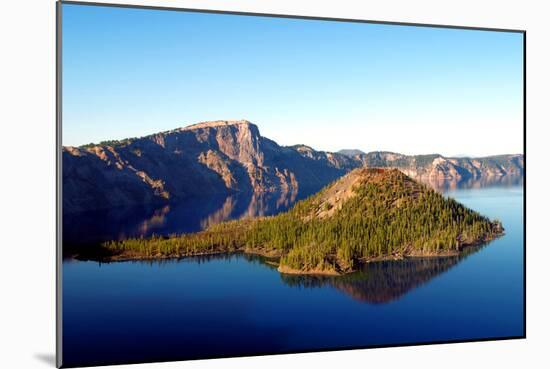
61, 120, 518, 275
101, 167, 504, 275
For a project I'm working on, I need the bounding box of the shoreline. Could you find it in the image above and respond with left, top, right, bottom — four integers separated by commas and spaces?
76, 231, 503, 275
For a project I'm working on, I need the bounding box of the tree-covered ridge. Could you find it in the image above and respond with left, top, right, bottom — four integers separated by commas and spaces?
79, 138, 137, 149
103, 168, 503, 275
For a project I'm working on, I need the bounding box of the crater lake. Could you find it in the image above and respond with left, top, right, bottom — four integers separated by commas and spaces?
62, 179, 524, 367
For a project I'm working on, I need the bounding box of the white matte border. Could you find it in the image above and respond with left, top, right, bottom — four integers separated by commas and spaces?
1, 1, 547, 369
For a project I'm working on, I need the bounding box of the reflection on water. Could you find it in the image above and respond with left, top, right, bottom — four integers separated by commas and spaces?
104, 248, 484, 305
419, 175, 523, 192
136, 205, 170, 235
102, 252, 274, 269
200, 190, 299, 229
281, 245, 483, 304
63, 175, 523, 305
62, 178, 524, 366
63, 188, 312, 248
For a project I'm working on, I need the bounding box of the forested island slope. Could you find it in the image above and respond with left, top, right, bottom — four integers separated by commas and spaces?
103, 168, 503, 275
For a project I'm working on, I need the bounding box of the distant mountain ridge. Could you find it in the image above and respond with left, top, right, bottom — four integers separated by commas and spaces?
337, 149, 366, 157
351, 151, 524, 180
63, 120, 523, 213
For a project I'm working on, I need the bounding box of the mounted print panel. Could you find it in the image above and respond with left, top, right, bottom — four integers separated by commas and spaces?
57, 1, 525, 367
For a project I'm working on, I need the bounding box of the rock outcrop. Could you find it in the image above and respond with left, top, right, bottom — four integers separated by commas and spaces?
63, 120, 352, 213
352, 151, 524, 181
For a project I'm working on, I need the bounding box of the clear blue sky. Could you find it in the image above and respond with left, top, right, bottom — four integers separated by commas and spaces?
62, 3, 523, 157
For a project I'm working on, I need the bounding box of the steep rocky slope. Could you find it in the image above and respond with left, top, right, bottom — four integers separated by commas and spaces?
63, 120, 353, 213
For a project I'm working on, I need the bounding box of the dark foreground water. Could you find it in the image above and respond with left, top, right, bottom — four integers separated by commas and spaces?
62, 181, 524, 367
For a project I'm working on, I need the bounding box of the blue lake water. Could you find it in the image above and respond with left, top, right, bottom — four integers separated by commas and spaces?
62, 181, 524, 367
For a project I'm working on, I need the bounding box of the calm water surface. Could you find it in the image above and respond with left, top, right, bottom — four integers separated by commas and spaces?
62, 181, 524, 367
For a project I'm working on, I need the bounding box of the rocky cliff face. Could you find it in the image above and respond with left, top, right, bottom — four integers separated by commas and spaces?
353, 151, 524, 181
63, 120, 524, 213
63, 120, 352, 213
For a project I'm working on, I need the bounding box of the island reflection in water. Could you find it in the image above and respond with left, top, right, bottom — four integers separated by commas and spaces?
109, 246, 485, 305
280, 246, 483, 304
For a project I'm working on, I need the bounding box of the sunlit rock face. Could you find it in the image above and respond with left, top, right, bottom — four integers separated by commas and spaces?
350, 151, 524, 181
62, 120, 353, 213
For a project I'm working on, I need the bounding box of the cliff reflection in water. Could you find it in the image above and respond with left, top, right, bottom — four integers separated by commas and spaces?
200, 190, 299, 229
63, 188, 307, 249
280, 245, 484, 304
419, 175, 523, 193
